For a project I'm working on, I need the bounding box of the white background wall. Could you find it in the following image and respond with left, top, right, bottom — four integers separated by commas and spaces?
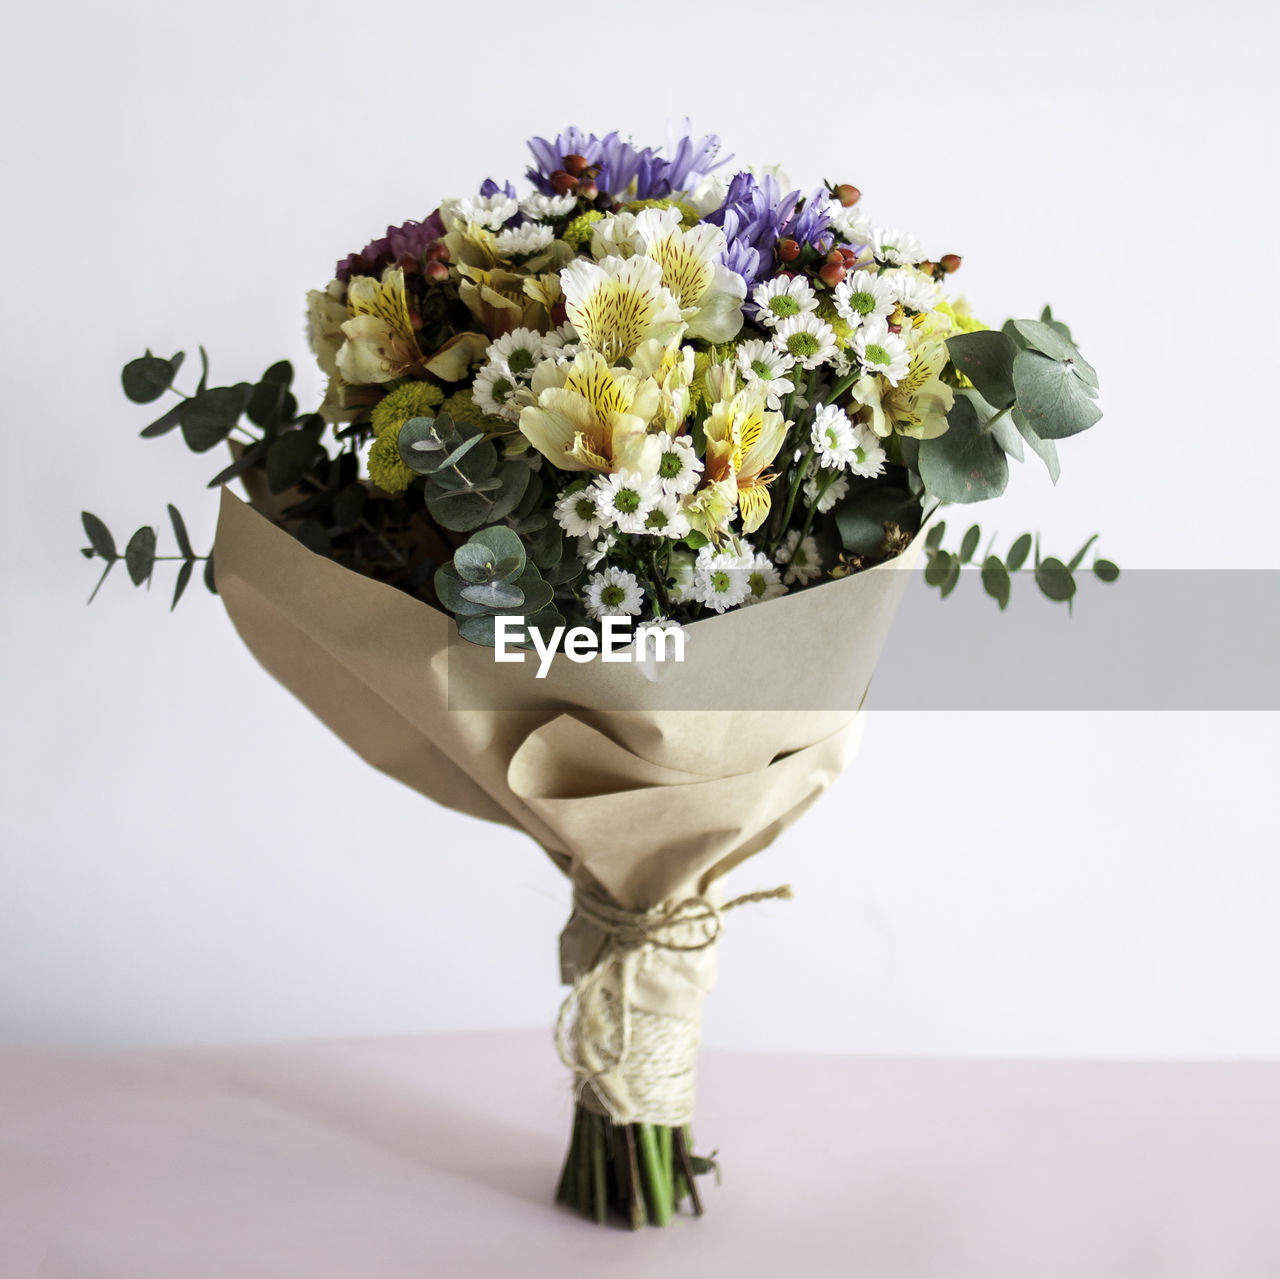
2, 0, 1277, 1057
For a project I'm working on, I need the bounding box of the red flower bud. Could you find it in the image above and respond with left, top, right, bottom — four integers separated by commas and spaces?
777, 237, 801, 262
562, 154, 590, 178
825, 248, 845, 266
550, 170, 580, 195
940, 253, 962, 274
425, 241, 449, 262
833, 183, 861, 207
838, 246, 857, 266
578, 181, 599, 202
819, 261, 847, 287
425, 260, 450, 282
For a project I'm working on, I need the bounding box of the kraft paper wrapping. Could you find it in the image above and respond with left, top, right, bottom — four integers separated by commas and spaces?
213, 487, 920, 1120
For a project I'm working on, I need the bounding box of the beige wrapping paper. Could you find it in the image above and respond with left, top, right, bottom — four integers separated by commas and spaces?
213, 487, 921, 1121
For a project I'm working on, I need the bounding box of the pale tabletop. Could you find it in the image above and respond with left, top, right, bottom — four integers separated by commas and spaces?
2, 1030, 1277, 1278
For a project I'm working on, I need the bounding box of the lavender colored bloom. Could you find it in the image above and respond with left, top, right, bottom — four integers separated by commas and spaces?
479, 178, 518, 199
336, 211, 446, 282
706, 174, 835, 287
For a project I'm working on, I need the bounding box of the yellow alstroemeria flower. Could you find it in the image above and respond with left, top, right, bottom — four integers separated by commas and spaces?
518, 349, 662, 475
702, 385, 788, 533
683, 478, 737, 543
852, 340, 954, 440
630, 338, 696, 433
336, 267, 423, 385
560, 255, 684, 362
632, 207, 746, 344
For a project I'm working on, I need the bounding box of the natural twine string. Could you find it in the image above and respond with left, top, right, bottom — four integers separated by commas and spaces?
554, 884, 793, 1125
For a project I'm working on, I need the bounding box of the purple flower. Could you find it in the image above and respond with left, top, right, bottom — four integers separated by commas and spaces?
705, 174, 834, 287
479, 178, 517, 200
336, 211, 446, 282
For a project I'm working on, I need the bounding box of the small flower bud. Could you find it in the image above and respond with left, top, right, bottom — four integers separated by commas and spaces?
550, 170, 580, 195
425, 241, 449, 262
838, 246, 857, 266
825, 248, 845, 266
425, 260, 450, 282
562, 154, 590, 178
819, 261, 847, 287
834, 183, 861, 207
777, 237, 801, 262
940, 253, 962, 273
577, 181, 599, 202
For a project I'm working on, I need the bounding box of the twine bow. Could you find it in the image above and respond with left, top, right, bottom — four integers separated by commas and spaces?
554, 883, 793, 1123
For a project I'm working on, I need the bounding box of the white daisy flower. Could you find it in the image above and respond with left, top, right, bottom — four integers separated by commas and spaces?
742, 551, 787, 605
833, 270, 895, 329
853, 318, 911, 386
776, 530, 822, 585
471, 362, 522, 422
691, 544, 753, 613
448, 192, 519, 230
869, 226, 924, 267
752, 275, 819, 328
554, 487, 606, 539
654, 435, 703, 497
772, 313, 839, 370
804, 472, 850, 513
540, 322, 581, 364
519, 192, 579, 221
827, 205, 873, 245
811, 403, 860, 469
578, 532, 616, 570
639, 494, 692, 538
593, 470, 661, 534
847, 420, 887, 479
486, 327, 546, 378
494, 222, 555, 257
584, 566, 645, 620
883, 268, 940, 313
736, 339, 796, 408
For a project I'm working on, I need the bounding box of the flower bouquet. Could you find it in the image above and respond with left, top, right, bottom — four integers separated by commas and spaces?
82, 124, 1110, 1228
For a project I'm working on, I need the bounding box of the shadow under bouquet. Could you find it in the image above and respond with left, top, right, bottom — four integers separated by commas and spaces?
83, 123, 1107, 1229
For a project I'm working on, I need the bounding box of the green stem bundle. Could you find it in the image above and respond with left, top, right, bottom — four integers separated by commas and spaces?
554, 1102, 711, 1228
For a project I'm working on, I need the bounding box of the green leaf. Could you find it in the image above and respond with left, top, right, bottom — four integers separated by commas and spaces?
86, 561, 114, 604
1039, 305, 1074, 345
427, 489, 492, 532
485, 460, 533, 523
1068, 533, 1099, 571
332, 483, 367, 529
832, 485, 920, 557
1035, 557, 1076, 603
1006, 532, 1033, 572
513, 566, 554, 614
433, 432, 486, 472
81, 512, 117, 561
457, 613, 501, 646
125, 526, 157, 586
1011, 407, 1060, 484
959, 524, 981, 563
946, 330, 1017, 409
139, 401, 185, 438
923, 549, 953, 587
196, 345, 210, 394
246, 378, 291, 430
918, 394, 1009, 504
207, 437, 270, 487
266, 430, 324, 494
684, 531, 710, 550
1012, 349, 1102, 441
122, 352, 182, 404
1093, 558, 1120, 583
460, 580, 525, 610
167, 504, 194, 558
181, 386, 246, 452
940, 558, 961, 598
203, 554, 217, 594
261, 359, 293, 386
467, 525, 526, 569
924, 519, 946, 550
1010, 319, 1097, 388
434, 563, 491, 616
171, 559, 194, 610
294, 520, 332, 556
398, 416, 445, 473
981, 556, 1011, 610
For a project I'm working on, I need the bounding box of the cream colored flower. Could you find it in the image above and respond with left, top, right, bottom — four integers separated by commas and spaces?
702, 384, 788, 534
851, 339, 954, 440
336, 268, 423, 385
306, 280, 348, 379
630, 338, 696, 433
560, 255, 684, 362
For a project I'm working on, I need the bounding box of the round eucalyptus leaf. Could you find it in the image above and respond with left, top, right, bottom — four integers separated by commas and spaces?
1093, 559, 1120, 583
959, 524, 981, 563
1005, 532, 1033, 572
122, 352, 181, 404
1035, 557, 1076, 603
460, 580, 525, 610
981, 556, 1011, 610
181, 386, 246, 453
124, 526, 157, 586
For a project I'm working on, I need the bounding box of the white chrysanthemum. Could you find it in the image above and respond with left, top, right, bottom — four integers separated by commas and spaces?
772, 313, 839, 370
654, 434, 703, 496
827, 205, 873, 245
847, 421, 887, 479
752, 275, 819, 328
486, 327, 546, 377
853, 318, 911, 386
519, 192, 579, 221
578, 532, 616, 571
592, 469, 662, 534
584, 566, 645, 620
447, 192, 519, 231
833, 270, 895, 328
742, 550, 787, 605
776, 530, 822, 585
639, 494, 692, 539
869, 226, 924, 267
472, 362, 522, 422
811, 402, 860, 469
883, 268, 940, 313
736, 339, 795, 409
540, 321, 581, 364
554, 487, 606, 539
804, 471, 849, 513
691, 544, 753, 613
494, 222, 555, 257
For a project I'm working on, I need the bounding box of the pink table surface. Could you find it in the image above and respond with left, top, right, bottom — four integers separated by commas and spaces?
2, 1030, 1277, 1278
